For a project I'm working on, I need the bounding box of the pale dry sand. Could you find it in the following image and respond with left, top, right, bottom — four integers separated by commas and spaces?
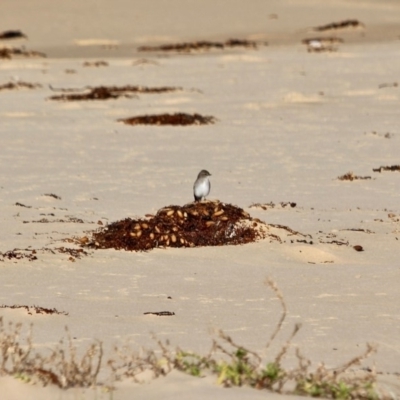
1, 0, 400, 399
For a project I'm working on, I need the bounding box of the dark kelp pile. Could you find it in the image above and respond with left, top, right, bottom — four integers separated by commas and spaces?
0, 30, 27, 40
0, 249, 38, 262
118, 113, 216, 126
81, 201, 269, 251
49, 85, 181, 101
0, 81, 42, 91
0, 304, 68, 316
0, 47, 46, 59
373, 165, 400, 173
337, 172, 372, 181
312, 19, 364, 32
138, 39, 265, 52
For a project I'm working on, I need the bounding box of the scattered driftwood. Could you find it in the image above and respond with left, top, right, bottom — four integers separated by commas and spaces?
372, 165, 400, 173
249, 202, 296, 210
0, 81, 41, 91
337, 172, 372, 181
312, 19, 364, 32
80, 200, 270, 252
302, 37, 343, 52
49, 85, 181, 101
0, 30, 27, 40
139, 38, 265, 53
118, 113, 216, 126
0, 304, 68, 316
0, 47, 46, 59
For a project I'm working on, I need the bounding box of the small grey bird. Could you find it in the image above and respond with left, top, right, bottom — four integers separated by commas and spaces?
193, 170, 211, 201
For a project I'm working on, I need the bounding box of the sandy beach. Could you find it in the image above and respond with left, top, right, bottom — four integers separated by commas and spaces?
1, 1, 400, 398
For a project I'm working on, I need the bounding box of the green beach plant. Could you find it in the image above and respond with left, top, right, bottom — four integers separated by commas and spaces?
0, 280, 392, 398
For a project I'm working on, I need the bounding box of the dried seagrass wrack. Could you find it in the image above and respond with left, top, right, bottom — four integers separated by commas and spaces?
81, 200, 270, 252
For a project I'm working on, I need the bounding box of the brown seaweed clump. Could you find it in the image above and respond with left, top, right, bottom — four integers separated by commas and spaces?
118, 113, 216, 126
372, 165, 400, 173
138, 38, 264, 53
0, 47, 46, 59
312, 19, 364, 32
337, 172, 372, 181
0, 81, 42, 91
81, 201, 270, 252
0, 304, 68, 316
48, 85, 181, 101
0, 30, 27, 40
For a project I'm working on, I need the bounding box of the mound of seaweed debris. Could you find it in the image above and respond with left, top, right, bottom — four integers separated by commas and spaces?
82, 201, 269, 251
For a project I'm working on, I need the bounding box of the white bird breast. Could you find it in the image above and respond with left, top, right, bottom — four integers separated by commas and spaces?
194, 178, 210, 198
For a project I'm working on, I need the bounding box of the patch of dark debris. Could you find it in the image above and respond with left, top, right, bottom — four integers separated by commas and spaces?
295, 239, 314, 245
0, 249, 38, 262
388, 213, 399, 222
118, 113, 216, 126
55, 247, 89, 262
43, 193, 62, 200
83, 60, 108, 67
1, 247, 91, 263
138, 38, 266, 52
0, 47, 46, 59
48, 85, 182, 101
317, 231, 351, 247
0, 30, 27, 40
15, 202, 32, 208
312, 19, 364, 32
0, 304, 68, 316
378, 82, 398, 89
0, 81, 42, 91
367, 131, 394, 139
341, 228, 374, 234
269, 224, 311, 239
23, 217, 87, 224
320, 239, 349, 246
249, 202, 297, 210
80, 200, 270, 252
337, 172, 372, 181
144, 311, 175, 316
373, 165, 400, 173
